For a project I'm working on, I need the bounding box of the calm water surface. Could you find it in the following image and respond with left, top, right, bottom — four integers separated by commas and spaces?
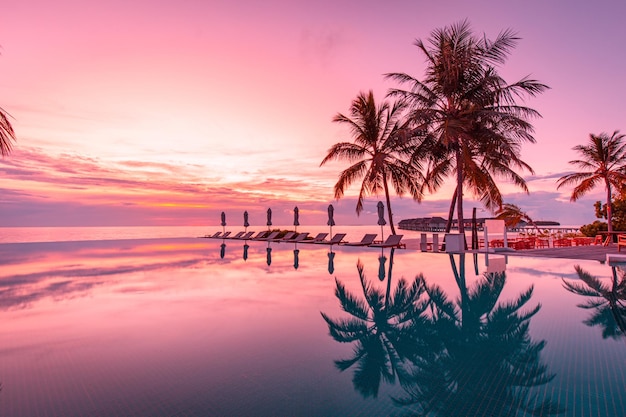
0, 234, 624, 416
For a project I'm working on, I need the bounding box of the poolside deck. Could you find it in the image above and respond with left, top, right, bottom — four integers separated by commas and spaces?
402, 238, 623, 262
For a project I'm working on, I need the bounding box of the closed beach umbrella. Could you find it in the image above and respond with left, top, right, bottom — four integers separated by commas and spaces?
243, 243, 249, 261
327, 251, 335, 275
377, 202, 386, 226
327, 204, 335, 238
377, 201, 386, 241
221, 211, 227, 233
220, 242, 226, 259
294, 206, 300, 231
266, 246, 272, 266
243, 211, 250, 232
267, 208, 272, 230
293, 249, 300, 270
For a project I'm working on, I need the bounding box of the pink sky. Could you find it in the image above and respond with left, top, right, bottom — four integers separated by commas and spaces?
1, 0, 625, 227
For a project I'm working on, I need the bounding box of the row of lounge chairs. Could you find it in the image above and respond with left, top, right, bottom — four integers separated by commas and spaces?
202, 231, 406, 248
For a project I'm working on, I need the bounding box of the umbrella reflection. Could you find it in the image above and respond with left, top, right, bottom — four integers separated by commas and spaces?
220, 242, 226, 259
243, 244, 249, 261
378, 250, 387, 281
327, 251, 335, 274
266, 246, 272, 266
293, 248, 300, 270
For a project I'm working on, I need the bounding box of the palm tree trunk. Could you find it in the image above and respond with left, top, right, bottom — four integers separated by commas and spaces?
445, 186, 458, 233
606, 180, 613, 235
383, 179, 397, 235
456, 148, 465, 235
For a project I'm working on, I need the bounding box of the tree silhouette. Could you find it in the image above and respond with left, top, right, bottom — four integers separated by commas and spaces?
321, 251, 431, 397
395, 254, 562, 416
387, 20, 547, 236
321, 90, 424, 235
562, 265, 626, 340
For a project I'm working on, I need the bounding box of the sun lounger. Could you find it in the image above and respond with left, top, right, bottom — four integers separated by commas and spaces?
315, 233, 346, 245
250, 231, 269, 240
341, 234, 377, 246
234, 231, 255, 240
304, 232, 328, 243
290, 232, 309, 242
369, 234, 405, 248
219, 231, 232, 239
204, 231, 222, 238
255, 231, 280, 241
228, 231, 246, 239
271, 231, 297, 242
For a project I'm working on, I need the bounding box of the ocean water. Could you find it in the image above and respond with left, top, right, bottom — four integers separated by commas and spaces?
1, 228, 621, 416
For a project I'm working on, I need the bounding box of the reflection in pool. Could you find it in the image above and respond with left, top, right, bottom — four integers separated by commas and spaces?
0, 238, 625, 416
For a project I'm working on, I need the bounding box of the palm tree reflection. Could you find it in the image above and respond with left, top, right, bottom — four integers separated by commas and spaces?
322, 253, 562, 415
562, 265, 626, 340
321, 248, 430, 398
397, 254, 561, 416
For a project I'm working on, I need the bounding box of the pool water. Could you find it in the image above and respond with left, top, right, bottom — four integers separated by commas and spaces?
0, 238, 624, 416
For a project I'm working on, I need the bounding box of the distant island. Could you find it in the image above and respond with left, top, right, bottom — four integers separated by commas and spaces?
398, 217, 560, 232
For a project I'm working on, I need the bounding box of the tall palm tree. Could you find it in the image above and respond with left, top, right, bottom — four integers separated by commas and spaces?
557, 131, 626, 235
321, 90, 424, 235
387, 20, 547, 236
0, 106, 15, 156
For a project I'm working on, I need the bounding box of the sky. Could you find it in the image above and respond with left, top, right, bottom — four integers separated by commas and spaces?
1, 0, 625, 228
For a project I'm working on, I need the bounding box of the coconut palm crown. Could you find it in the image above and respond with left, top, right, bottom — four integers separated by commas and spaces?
386, 20, 547, 235
557, 131, 626, 234
321, 90, 424, 235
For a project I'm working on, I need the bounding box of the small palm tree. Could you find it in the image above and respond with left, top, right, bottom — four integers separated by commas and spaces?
495, 203, 539, 232
557, 131, 626, 235
0, 106, 15, 156
321, 90, 424, 235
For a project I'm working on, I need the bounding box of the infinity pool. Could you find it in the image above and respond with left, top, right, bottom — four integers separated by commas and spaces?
0, 238, 624, 416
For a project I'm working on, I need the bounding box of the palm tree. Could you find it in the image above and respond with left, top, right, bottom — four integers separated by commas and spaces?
321, 90, 424, 235
0, 106, 15, 156
387, 20, 547, 236
495, 202, 539, 232
557, 131, 626, 235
